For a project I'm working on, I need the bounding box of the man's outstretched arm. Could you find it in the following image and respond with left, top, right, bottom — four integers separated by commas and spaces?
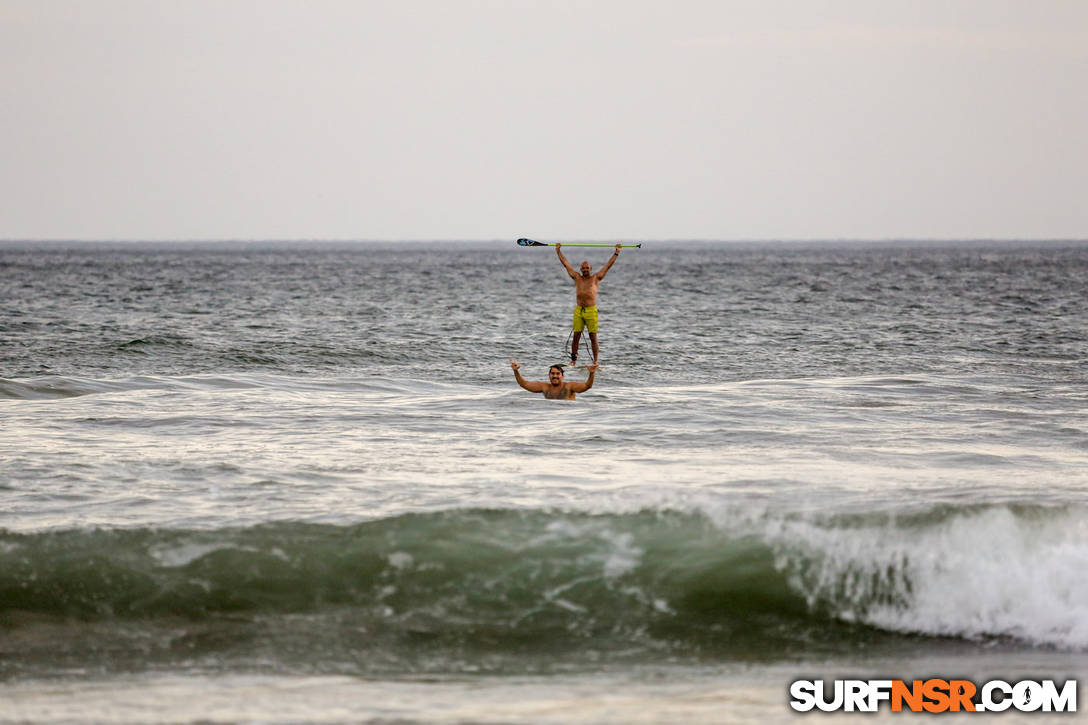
510, 359, 545, 393
555, 243, 577, 279
568, 363, 599, 394
595, 244, 622, 280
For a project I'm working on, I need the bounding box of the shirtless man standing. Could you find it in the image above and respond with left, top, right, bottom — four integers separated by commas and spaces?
509, 360, 599, 400
556, 243, 623, 365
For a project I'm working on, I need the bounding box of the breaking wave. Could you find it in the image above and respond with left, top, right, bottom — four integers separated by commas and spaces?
2, 503, 1085, 677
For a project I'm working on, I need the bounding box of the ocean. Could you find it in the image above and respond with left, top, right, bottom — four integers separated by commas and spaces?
2, 240, 1087, 723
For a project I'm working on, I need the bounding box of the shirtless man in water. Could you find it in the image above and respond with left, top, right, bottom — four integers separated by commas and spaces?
556, 243, 623, 365
509, 360, 599, 400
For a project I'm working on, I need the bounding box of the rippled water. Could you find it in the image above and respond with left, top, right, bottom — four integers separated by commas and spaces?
2, 241, 1087, 723
6, 241, 1087, 383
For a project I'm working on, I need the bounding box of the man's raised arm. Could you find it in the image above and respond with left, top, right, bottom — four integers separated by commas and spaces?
555, 243, 577, 279
568, 363, 599, 394
595, 244, 622, 280
510, 359, 545, 393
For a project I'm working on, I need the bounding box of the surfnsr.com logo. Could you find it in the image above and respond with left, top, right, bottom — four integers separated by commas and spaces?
790, 679, 1077, 713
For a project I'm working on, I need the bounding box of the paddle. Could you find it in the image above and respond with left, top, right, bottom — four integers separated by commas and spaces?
517, 238, 642, 248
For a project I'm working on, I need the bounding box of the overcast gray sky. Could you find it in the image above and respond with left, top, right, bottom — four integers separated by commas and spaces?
2, 0, 1086, 241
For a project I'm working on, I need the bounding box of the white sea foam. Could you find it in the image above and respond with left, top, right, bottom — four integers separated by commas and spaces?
767, 506, 1088, 649
148, 541, 233, 568
540, 519, 645, 580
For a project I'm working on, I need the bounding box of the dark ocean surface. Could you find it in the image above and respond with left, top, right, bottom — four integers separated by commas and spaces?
2, 241, 1087, 723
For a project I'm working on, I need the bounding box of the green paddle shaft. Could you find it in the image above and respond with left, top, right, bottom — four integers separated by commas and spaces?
517, 238, 641, 248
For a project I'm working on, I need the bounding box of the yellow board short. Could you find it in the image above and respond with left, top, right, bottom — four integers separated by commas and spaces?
572, 305, 599, 333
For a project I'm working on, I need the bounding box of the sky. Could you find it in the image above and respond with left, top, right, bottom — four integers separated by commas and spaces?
2, 0, 1086, 241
